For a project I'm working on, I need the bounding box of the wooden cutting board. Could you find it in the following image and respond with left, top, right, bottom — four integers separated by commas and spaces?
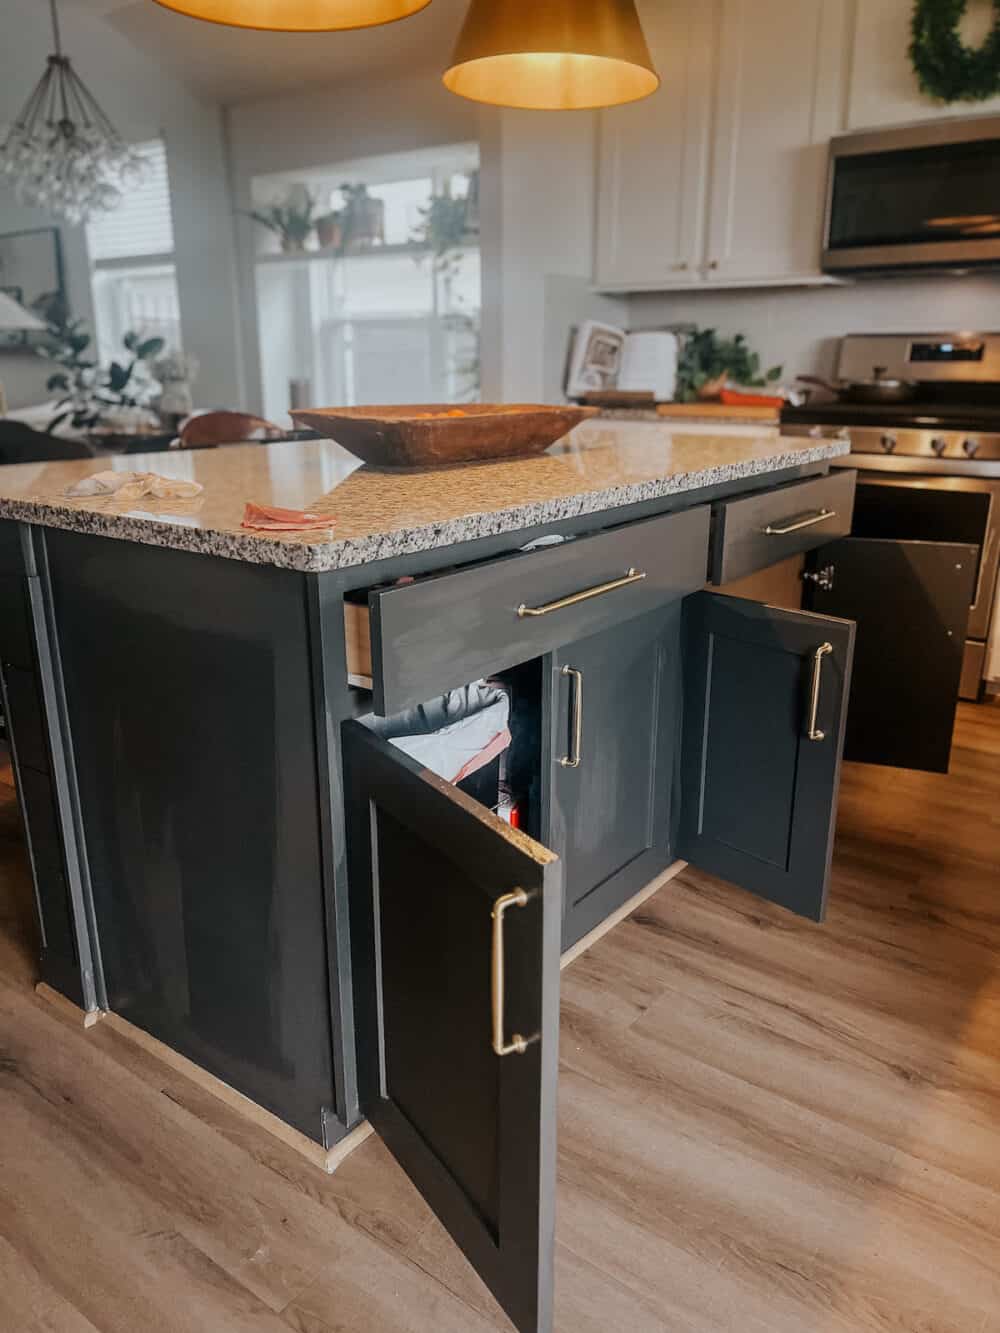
656, 402, 780, 422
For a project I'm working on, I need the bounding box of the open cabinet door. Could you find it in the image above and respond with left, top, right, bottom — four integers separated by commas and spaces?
678, 593, 855, 922
807, 537, 977, 773
343, 720, 562, 1333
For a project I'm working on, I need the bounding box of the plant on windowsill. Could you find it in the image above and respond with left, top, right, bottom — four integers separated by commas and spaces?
410, 177, 481, 399
314, 210, 343, 251
411, 188, 473, 278
338, 183, 385, 251
246, 187, 318, 254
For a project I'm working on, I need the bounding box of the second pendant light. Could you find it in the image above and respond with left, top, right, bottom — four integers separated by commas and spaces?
443, 0, 659, 111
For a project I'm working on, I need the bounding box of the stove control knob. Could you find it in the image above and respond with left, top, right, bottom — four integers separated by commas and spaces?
930, 436, 948, 458
879, 433, 897, 453
963, 437, 981, 458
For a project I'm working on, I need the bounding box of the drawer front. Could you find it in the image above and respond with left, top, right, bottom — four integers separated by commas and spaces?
367, 505, 710, 715
4, 665, 50, 773
710, 470, 856, 586
0, 574, 34, 670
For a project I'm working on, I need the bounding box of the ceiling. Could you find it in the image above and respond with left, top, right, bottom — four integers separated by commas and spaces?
63, 0, 470, 105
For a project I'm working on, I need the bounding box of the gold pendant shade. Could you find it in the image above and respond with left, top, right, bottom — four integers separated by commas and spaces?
150, 0, 430, 32
443, 0, 659, 110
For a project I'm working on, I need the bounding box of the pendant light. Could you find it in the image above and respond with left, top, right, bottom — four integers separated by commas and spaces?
443, 0, 659, 111
0, 0, 149, 224
150, 0, 430, 32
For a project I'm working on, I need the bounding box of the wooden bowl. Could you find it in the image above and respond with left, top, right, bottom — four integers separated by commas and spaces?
289, 403, 599, 468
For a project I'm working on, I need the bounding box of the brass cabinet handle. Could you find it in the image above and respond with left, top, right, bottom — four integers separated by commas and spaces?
559, 664, 583, 768
763, 508, 836, 536
492, 889, 530, 1057
807, 642, 833, 742
517, 568, 646, 618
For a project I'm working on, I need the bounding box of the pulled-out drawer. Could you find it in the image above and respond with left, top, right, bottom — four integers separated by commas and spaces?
344, 505, 710, 715
709, 470, 856, 586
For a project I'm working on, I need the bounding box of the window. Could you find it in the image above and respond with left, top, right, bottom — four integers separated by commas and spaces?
86, 140, 183, 363
252, 144, 480, 422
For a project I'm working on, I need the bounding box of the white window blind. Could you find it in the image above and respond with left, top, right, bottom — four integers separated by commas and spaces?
86, 140, 175, 263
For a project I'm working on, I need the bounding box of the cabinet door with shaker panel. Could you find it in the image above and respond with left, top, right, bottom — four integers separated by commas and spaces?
594, 0, 713, 290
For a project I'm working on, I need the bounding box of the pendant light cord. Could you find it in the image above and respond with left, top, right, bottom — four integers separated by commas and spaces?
49, 0, 63, 56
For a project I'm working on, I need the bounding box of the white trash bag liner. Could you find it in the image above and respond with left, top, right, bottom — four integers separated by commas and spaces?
362, 681, 511, 785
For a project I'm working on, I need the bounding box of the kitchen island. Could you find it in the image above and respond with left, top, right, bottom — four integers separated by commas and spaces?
0, 419, 854, 1333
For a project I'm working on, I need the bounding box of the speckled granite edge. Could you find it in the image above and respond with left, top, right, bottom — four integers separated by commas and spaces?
0, 439, 849, 574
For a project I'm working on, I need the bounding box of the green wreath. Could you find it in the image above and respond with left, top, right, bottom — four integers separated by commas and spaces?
910, 0, 1000, 102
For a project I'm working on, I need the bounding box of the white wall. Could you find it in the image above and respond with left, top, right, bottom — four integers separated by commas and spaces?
0, 0, 242, 413
479, 108, 626, 403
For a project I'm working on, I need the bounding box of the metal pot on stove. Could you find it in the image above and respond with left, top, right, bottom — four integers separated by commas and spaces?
797, 366, 917, 406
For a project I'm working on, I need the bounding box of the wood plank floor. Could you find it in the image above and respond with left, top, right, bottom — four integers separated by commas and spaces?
1, 706, 999, 1332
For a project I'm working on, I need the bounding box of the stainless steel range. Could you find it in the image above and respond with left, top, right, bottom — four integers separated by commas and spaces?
784, 333, 1000, 707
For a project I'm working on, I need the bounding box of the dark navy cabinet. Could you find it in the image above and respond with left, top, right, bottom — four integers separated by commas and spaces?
553, 607, 681, 950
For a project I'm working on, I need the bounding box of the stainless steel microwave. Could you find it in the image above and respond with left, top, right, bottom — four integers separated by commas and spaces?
822, 115, 1000, 276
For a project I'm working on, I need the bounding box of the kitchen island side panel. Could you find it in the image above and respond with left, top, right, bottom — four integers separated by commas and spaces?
43, 529, 338, 1143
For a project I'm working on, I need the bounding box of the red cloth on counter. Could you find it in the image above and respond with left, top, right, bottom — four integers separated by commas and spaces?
241, 502, 333, 531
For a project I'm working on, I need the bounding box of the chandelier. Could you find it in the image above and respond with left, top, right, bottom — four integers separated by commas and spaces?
0, 0, 147, 225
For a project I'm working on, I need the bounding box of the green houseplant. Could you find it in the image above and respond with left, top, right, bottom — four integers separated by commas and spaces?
675, 328, 782, 402
339, 183, 385, 251
38, 313, 165, 432
247, 187, 318, 253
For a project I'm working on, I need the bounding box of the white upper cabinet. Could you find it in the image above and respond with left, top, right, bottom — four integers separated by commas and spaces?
595, 0, 850, 291
594, 0, 714, 291
703, 0, 851, 285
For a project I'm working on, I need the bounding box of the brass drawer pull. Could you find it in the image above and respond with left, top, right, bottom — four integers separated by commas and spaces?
763, 508, 835, 537
559, 664, 583, 768
492, 889, 530, 1057
517, 567, 646, 618
807, 642, 833, 742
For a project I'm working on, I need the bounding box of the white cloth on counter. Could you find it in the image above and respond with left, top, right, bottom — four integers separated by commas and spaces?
362, 681, 512, 785
65, 471, 203, 500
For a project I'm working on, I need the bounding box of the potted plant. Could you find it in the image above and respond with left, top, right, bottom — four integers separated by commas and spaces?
675, 328, 782, 402
39, 316, 168, 443
411, 189, 471, 274
339, 183, 385, 251
314, 210, 343, 251
246, 186, 317, 254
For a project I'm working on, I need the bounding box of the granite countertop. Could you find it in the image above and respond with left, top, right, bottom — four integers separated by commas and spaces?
0, 419, 849, 573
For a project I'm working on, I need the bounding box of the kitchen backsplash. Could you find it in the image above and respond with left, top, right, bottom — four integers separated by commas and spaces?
628, 275, 1000, 384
